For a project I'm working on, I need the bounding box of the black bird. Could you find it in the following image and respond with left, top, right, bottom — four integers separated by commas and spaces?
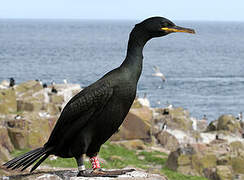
9, 77, 15, 87
3, 17, 195, 177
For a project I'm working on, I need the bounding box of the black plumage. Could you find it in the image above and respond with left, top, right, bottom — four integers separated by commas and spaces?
3, 17, 195, 175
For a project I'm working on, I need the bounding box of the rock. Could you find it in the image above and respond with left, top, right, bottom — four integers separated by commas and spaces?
110, 110, 151, 142
216, 165, 233, 180
216, 154, 231, 166
49, 94, 64, 105
111, 139, 146, 150
35, 174, 63, 180
7, 112, 56, 149
155, 131, 179, 152
217, 115, 242, 134
0, 127, 14, 162
166, 145, 219, 177
196, 119, 208, 132
130, 107, 153, 124
17, 98, 43, 112
229, 141, 244, 153
131, 99, 143, 108
1, 169, 167, 180
0, 89, 17, 114
15, 80, 43, 97
231, 157, 244, 174
166, 107, 193, 132
7, 118, 29, 149
207, 120, 218, 131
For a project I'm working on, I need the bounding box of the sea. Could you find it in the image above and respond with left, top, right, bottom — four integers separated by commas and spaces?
0, 19, 244, 122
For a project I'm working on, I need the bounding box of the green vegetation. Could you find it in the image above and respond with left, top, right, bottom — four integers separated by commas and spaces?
11, 142, 207, 180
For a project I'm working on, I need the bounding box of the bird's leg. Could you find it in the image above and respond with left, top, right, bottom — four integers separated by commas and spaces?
90, 156, 101, 170
90, 156, 135, 176
76, 155, 88, 176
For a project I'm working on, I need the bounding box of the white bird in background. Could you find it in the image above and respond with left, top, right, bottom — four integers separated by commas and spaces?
152, 65, 166, 82
137, 93, 150, 107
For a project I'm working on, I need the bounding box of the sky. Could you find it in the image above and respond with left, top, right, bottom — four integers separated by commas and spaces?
1, 0, 244, 21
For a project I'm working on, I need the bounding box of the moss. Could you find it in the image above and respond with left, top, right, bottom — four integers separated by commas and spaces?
27, 115, 50, 148
230, 141, 244, 152
192, 153, 217, 175
217, 115, 241, 133
231, 157, 244, 174
0, 88, 17, 114
216, 165, 233, 180
178, 154, 191, 166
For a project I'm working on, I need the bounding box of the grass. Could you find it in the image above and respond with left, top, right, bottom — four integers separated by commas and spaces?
10, 142, 207, 180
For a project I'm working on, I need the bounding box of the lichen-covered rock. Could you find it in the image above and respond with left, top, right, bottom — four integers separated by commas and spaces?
217, 115, 241, 134
17, 98, 44, 112
229, 141, 244, 153
167, 107, 193, 132
156, 131, 179, 152
50, 94, 64, 104
0, 127, 14, 161
0, 88, 17, 114
15, 80, 42, 97
231, 157, 244, 174
6, 113, 56, 149
216, 165, 233, 180
110, 111, 151, 142
0, 169, 168, 180
166, 145, 219, 177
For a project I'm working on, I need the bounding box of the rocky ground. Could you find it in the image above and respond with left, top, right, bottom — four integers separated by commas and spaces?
0, 80, 244, 180
0, 168, 167, 180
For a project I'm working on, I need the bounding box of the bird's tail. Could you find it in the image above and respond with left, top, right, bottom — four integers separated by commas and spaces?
3, 147, 51, 172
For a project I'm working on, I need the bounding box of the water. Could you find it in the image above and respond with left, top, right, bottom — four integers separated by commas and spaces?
0, 19, 244, 122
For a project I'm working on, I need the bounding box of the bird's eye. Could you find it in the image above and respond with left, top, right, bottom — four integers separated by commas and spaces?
161, 22, 168, 27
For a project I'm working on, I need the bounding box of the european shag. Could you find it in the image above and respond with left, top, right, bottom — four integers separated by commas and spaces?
9, 77, 15, 87
3, 16, 195, 177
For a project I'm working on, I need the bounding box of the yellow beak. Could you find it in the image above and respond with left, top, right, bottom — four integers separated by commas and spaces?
161, 26, 195, 34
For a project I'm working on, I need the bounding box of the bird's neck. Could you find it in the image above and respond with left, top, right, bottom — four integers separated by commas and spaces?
120, 27, 151, 81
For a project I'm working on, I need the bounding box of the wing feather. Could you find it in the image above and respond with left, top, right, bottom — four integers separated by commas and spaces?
46, 81, 113, 146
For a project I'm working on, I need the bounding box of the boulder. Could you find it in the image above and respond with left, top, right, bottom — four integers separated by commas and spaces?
0, 126, 14, 153
155, 131, 179, 152
7, 112, 56, 149
166, 145, 219, 177
216, 165, 233, 180
50, 94, 64, 104
15, 80, 42, 97
0, 88, 17, 114
167, 107, 193, 132
231, 157, 244, 174
0, 127, 14, 162
217, 115, 241, 134
110, 109, 152, 142
17, 98, 44, 112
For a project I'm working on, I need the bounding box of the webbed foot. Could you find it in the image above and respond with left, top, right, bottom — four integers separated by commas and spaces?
77, 169, 118, 177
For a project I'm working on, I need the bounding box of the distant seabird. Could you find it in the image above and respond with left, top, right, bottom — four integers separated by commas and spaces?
137, 93, 150, 107
152, 65, 166, 82
9, 78, 15, 87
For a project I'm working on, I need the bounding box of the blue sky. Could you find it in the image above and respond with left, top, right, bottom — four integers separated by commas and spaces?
1, 0, 244, 21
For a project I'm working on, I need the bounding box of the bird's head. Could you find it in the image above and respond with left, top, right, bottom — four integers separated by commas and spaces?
135, 16, 195, 38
